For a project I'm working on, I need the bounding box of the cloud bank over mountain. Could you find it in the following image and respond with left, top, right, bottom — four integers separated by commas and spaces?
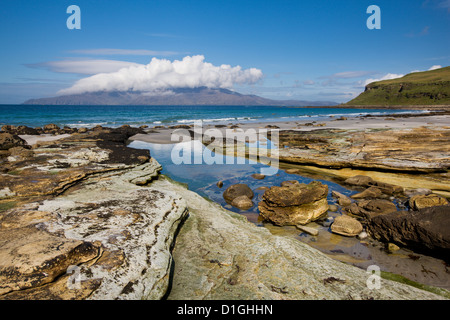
58, 55, 263, 95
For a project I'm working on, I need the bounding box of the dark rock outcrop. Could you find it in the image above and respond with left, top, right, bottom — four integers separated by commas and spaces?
223, 184, 254, 203
367, 205, 450, 262
0, 133, 29, 150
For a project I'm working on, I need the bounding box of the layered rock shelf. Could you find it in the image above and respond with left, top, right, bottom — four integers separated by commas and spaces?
0, 124, 448, 299
271, 127, 450, 173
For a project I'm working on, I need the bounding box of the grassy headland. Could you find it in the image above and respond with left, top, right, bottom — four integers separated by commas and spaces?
345, 66, 450, 106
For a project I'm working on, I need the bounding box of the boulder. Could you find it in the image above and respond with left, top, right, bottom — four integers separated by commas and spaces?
15, 126, 39, 135
1, 125, 15, 133
367, 205, 450, 262
409, 194, 448, 210
231, 195, 253, 210
345, 202, 361, 216
258, 181, 329, 226
43, 123, 60, 133
331, 215, 363, 237
0, 133, 28, 150
356, 199, 397, 219
223, 184, 254, 203
167, 181, 444, 300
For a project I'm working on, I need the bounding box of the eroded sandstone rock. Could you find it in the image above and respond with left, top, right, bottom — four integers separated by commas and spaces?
258, 181, 329, 226
409, 194, 448, 210
331, 190, 352, 206
223, 184, 254, 203
166, 180, 444, 300
272, 127, 450, 173
0, 126, 186, 300
331, 215, 363, 237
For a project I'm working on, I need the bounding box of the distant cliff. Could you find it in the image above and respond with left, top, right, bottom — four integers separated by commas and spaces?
23, 87, 336, 106
346, 66, 450, 106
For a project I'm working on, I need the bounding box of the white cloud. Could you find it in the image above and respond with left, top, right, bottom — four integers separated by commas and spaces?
68, 48, 179, 56
58, 55, 263, 95
362, 73, 404, 86
27, 59, 143, 75
428, 65, 442, 70
362, 65, 443, 87
326, 71, 375, 79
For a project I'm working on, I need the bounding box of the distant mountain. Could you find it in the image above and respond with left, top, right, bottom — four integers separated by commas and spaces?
345, 66, 450, 106
23, 87, 336, 106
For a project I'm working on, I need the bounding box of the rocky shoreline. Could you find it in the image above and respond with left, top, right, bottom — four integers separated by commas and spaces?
1, 122, 449, 299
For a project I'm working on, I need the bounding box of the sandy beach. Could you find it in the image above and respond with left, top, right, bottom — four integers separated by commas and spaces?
130, 112, 450, 144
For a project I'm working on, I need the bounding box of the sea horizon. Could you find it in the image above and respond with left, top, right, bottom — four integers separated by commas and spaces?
0, 104, 428, 129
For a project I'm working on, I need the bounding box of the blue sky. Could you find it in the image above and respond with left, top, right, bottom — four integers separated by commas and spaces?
0, 0, 449, 104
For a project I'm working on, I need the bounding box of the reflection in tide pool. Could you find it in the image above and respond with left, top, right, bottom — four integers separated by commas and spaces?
128, 139, 450, 290
128, 139, 351, 201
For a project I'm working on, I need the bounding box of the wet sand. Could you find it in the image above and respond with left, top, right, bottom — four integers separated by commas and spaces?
130, 113, 450, 144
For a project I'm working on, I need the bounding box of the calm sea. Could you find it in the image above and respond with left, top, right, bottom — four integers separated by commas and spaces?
0, 105, 423, 128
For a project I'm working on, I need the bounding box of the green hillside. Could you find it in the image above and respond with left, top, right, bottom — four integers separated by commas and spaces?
346, 66, 450, 106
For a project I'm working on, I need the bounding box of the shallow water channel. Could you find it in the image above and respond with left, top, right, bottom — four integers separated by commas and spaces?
129, 139, 450, 291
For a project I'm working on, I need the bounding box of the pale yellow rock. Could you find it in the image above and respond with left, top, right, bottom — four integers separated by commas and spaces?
331, 215, 363, 237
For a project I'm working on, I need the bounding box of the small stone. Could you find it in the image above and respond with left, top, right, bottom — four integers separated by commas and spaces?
328, 204, 338, 212
251, 173, 266, 180
216, 181, 224, 188
322, 216, 334, 227
331, 215, 363, 237
357, 231, 368, 240
231, 195, 253, 210
137, 155, 149, 164
296, 225, 319, 236
386, 243, 400, 253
